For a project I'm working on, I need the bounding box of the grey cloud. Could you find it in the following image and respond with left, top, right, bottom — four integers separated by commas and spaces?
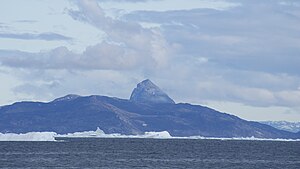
7, 67, 137, 102
14, 20, 38, 23
0, 0, 171, 71
13, 81, 60, 99
0, 23, 11, 29
118, 0, 300, 108
3, 0, 300, 110
151, 61, 300, 108
68, 0, 171, 68
123, 1, 300, 75
0, 42, 155, 70
0, 32, 72, 41
98, 0, 160, 2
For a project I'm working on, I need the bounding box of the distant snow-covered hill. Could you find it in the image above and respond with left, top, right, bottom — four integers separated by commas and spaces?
260, 121, 300, 133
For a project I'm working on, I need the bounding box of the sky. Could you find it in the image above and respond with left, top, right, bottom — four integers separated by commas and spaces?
0, 0, 300, 122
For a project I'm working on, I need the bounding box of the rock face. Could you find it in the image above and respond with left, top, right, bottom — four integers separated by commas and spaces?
130, 79, 175, 104
0, 79, 299, 139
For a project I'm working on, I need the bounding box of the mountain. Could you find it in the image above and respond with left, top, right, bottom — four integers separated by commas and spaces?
0, 79, 298, 139
259, 121, 300, 133
130, 79, 175, 104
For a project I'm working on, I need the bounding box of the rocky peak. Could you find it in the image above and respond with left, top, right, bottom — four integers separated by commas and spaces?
130, 79, 175, 104
52, 94, 81, 102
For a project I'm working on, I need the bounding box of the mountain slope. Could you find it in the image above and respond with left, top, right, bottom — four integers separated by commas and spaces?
0, 80, 298, 139
259, 121, 300, 133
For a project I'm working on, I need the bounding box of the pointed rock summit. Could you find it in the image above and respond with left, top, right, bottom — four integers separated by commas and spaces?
130, 79, 175, 104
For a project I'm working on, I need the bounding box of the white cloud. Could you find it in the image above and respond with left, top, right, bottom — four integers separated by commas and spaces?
0, 0, 299, 121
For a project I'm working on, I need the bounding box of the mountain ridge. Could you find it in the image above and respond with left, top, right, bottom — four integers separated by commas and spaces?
0, 79, 298, 139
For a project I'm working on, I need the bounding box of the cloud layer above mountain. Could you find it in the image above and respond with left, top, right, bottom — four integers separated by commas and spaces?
0, 0, 299, 121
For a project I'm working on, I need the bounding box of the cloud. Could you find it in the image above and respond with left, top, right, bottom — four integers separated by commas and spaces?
14, 20, 38, 23
1, 0, 300, 112
7, 67, 138, 102
0, 32, 72, 41
0, 39, 166, 70
123, 1, 300, 75
99, 0, 160, 2
0, 0, 172, 71
150, 58, 300, 108
0, 23, 11, 29
13, 81, 60, 99
115, 0, 300, 108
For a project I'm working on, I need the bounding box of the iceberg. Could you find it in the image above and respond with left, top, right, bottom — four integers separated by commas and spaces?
0, 132, 56, 141
177, 135, 300, 141
143, 131, 172, 138
56, 128, 172, 139
0, 128, 299, 141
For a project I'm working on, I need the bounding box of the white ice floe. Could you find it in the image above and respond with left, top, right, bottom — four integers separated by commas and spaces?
183, 136, 300, 142
143, 131, 171, 138
0, 132, 56, 141
56, 127, 172, 139
0, 128, 299, 141
0, 128, 172, 141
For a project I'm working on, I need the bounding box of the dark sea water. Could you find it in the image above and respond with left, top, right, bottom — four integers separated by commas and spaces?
0, 138, 299, 169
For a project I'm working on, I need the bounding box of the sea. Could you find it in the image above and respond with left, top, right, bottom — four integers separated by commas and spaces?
0, 138, 299, 169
